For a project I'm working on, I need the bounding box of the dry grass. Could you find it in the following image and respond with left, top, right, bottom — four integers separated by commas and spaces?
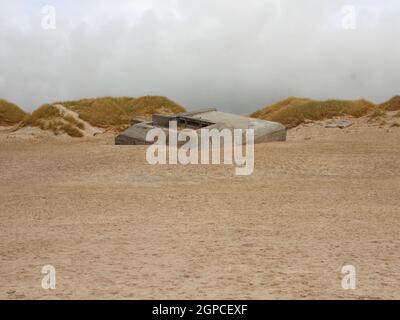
28, 104, 61, 124
380, 96, 400, 111
0, 99, 28, 126
127, 96, 186, 118
24, 96, 186, 136
251, 98, 378, 128
64, 115, 85, 130
56, 96, 186, 130
59, 123, 84, 137
369, 108, 386, 119
59, 97, 135, 129
250, 97, 314, 119
6, 94, 399, 136
28, 104, 84, 137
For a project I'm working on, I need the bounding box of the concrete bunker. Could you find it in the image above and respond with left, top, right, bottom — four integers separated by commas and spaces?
115, 108, 287, 145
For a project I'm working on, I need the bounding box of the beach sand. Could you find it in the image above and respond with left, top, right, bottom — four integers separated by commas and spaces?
1, 118, 399, 299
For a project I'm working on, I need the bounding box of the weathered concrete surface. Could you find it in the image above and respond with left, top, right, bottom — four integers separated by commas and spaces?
115, 122, 162, 145
115, 110, 287, 145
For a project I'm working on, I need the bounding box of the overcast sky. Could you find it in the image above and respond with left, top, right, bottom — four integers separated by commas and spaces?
0, 0, 399, 113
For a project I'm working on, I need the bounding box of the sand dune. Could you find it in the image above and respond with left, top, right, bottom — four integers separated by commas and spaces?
52, 104, 102, 137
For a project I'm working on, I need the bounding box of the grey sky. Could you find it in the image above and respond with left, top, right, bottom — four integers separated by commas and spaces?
0, 0, 399, 113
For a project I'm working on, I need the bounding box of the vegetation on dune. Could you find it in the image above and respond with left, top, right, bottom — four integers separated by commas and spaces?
56, 96, 186, 130
28, 104, 62, 123
251, 97, 379, 128
58, 97, 136, 129
380, 96, 400, 111
64, 115, 85, 130
128, 96, 186, 118
250, 97, 314, 119
26, 96, 186, 136
28, 104, 84, 137
0, 99, 28, 126
368, 108, 386, 119
58, 123, 84, 137
4, 94, 399, 136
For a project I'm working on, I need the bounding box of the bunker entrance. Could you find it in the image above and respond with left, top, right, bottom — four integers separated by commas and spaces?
176, 116, 215, 130
152, 114, 214, 130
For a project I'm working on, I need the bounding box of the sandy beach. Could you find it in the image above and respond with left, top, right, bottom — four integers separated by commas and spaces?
1, 119, 399, 299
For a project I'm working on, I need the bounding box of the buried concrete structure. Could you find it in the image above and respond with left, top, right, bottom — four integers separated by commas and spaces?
115, 109, 287, 145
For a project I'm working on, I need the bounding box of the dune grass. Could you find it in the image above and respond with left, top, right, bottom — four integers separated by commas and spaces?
368, 108, 386, 119
251, 97, 378, 128
59, 123, 84, 137
250, 97, 314, 119
28, 104, 84, 137
64, 115, 85, 130
4, 94, 398, 135
0, 99, 29, 126
380, 96, 400, 111
58, 97, 135, 129
28, 104, 61, 124
56, 96, 186, 130
128, 96, 186, 118
27, 96, 186, 136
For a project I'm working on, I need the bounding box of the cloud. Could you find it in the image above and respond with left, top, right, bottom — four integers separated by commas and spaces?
0, 0, 399, 113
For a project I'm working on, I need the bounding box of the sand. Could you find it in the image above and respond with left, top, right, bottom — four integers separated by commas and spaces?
0, 117, 399, 300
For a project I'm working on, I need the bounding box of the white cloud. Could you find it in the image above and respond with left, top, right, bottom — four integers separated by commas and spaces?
0, 0, 399, 112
